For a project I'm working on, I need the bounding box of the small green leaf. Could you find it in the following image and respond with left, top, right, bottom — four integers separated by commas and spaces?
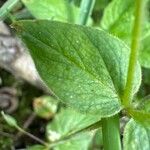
27, 145, 47, 150
89, 129, 103, 149
1, 111, 18, 128
46, 108, 97, 150
143, 69, 150, 85
127, 108, 150, 127
13, 20, 141, 116
53, 133, 93, 150
46, 108, 100, 140
139, 96, 150, 112
33, 96, 58, 119
139, 24, 150, 68
123, 119, 150, 150
127, 96, 150, 127
101, 0, 134, 40
22, 0, 79, 23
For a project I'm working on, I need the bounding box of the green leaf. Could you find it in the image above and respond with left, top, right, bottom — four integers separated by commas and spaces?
1, 111, 18, 128
101, 0, 150, 68
101, 0, 134, 40
46, 108, 100, 140
46, 108, 97, 150
53, 133, 93, 150
27, 145, 47, 150
139, 96, 150, 112
127, 108, 150, 127
89, 129, 103, 149
13, 20, 141, 116
139, 24, 150, 68
123, 119, 150, 150
127, 96, 150, 127
22, 0, 79, 23
143, 69, 150, 85
33, 96, 58, 119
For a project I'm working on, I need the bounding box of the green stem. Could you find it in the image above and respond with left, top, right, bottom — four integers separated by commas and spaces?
123, 0, 145, 106
0, 0, 20, 20
102, 114, 121, 150
77, 0, 95, 25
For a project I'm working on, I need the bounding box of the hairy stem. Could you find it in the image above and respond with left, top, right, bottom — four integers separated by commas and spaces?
77, 0, 95, 25
102, 114, 121, 150
123, 0, 145, 106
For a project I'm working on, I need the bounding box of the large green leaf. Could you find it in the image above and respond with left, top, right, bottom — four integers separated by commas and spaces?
22, 0, 79, 23
46, 108, 97, 150
13, 20, 141, 116
101, 0, 150, 68
123, 119, 150, 150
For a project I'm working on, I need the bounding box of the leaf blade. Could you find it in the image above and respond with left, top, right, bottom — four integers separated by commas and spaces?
13, 20, 141, 116
123, 119, 150, 150
22, 0, 79, 23
46, 108, 98, 150
101, 0, 150, 68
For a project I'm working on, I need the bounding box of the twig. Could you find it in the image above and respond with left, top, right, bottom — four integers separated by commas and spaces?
17, 126, 49, 147
15, 112, 36, 140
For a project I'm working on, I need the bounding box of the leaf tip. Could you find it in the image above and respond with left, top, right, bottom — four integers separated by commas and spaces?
1, 111, 18, 128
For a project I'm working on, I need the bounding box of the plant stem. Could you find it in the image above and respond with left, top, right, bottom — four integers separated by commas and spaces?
77, 0, 95, 25
102, 114, 121, 150
123, 0, 145, 106
17, 126, 49, 147
0, 0, 20, 20
15, 112, 36, 140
